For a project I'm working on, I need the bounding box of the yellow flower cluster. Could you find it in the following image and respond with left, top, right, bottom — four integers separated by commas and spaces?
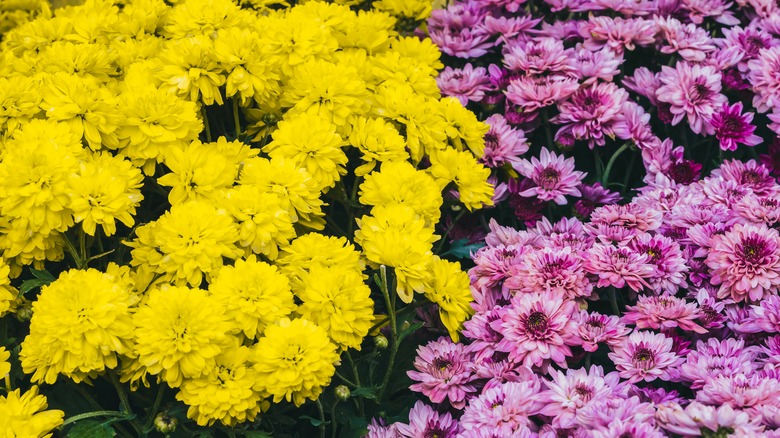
0, 0, 492, 429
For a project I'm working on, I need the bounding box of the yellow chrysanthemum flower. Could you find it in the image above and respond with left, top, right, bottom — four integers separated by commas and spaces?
115, 0, 169, 36
0, 346, 10, 379
373, 0, 433, 23
440, 96, 489, 158
68, 152, 143, 236
252, 317, 338, 407
428, 148, 495, 211
371, 51, 439, 99
1, 15, 72, 57
277, 233, 365, 292
347, 116, 407, 176
0, 386, 64, 438
340, 10, 396, 53
176, 341, 269, 427
295, 265, 374, 351
263, 113, 347, 192
209, 255, 295, 339
224, 188, 296, 260
20, 268, 136, 384
162, 0, 249, 39
116, 83, 202, 173
0, 257, 17, 316
389, 36, 444, 71
0, 75, 41, 134
127, 201, 242, 287
157, 139, 238, 205
359, 161, 442, 225
256, 14, 338, 76
424, 257, 474, 342
0, 119, 82, 236
373, 84, 446, 163
238, 157, 325, 230
133, 285, 230, 388
280, 59, 369, 127
36, 42, 118, 83
56, 0, 119, 44
354, 204, 437, 303
153, 36, 225, 106
111, 35, 164, 73
213, 27, 281, 107
0, 218, 65, 277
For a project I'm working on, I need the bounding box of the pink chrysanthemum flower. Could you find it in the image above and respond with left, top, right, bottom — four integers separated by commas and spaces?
588, 203, 663, 234
576, 395, 657, 429
428, 5, 493, 59
710, 102, 763, 151
629, 233, 689, 295
407, 338, 476, 409
681, 0, 739, 24
573, 183, 622, 220
693, 288, 727, 329
583, 243, 655, 292
697, 373, 780, 410
623, 295, 706, 334
469, 244, 528, 290
437, 64, 491, 106
579, 16, 656, 55
711, 159, 777, 197
570, 46, 622, 85
552, 82, 628, 148
630, 386, 684, 405
507, 179, 547, 227
367, 418, 400, 438
515, 148, 586, 205
504, 75, 579, 113
622, 67, 661, 105
503, 38, 572, 75
759, 336, 780, 368
657, 402, 764, 437
656, 61, 727, 135
591, 420, 666, 438
706, 223, 780, 302
492, 291, 581, 369
655, 17, 718, 62
459, 380, 542, 435
748, 46, 780, 112
608, 330, 683, 383
613, 101, 658, 150
719, 26, 778, 73
505, 247, 593, 299
575, 311, 631, 352
737, 294, 780, 333
759, 138, 780, 176
396, 401, 460, 438
537, 366, 620, 429
700, 178, 753, 210
480, 114, 528, 170
677, 338, 759, 389
483, 16, 540, 43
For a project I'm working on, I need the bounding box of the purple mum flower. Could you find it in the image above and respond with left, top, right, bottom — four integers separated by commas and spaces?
437, 64, 491, 106
396, 401, 460, 438
407, 338, 476, 409
710, 102, 763, 151
656, 61, 727, 135
608, 330, 683, 383
515, 148, 586, 205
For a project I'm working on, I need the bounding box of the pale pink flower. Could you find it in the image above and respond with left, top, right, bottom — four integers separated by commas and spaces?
407, 338, 476, 409
538, 366, 620, 428
504, 75, 579, 112
579, 16, 656, 55
655, 17, 718, 62
748, 46, 780, 112
677, 338, 759, 389
629, 233, 689, 295
608, 331, 683, 383
575, 311, 631, 352
583, 244, 655, 292
569, 46, 622, 84
623, 295, 706, 333
397, 401, 460, 438
622, 67, 661, 105
437, 64, 491, 106
656, 61, 727, 135
681, 0, 739, 24
697, 373, 780, 410
503, 38, 572, 75
711, 159, 777, 196
657, 402, 764, 437
504, 246, 593, 299
552, 82, 628, 148
460, 380, 542, 436
480, 114, 528, 170
515, 148, 586, 205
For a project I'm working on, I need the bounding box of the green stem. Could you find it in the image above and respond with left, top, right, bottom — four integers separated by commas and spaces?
435, 209, 466, 253
608, 287, 621, 317
142, 384, 166, 432
78, 226, 87, 266
62, 411, 129, 427
201, 107, 212, 142
593, 148, 604, 183
541, 108, 555, 148
108, 371, 143, 436
62, 232, 82, 268
621, 151, 637, 196
330, 401, 340, 438
376, 266, 398, 402
324, 215, 347, 237
316, 399, 326, 438
333, 370, 357, 389
602, 142, 631, 186
232, 97, 242, 141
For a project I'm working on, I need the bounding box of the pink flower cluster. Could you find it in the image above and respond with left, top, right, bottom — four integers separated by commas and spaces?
370, 157, 780, 436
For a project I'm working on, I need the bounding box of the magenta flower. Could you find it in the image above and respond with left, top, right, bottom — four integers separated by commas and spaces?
537, 366, 620, 428
515, 148, 586, 205
706, 223, 780, 302
628, 233, 689, 295
570, 47, 622, 85
575, 311, 631, 352
573, 183, 622, 219
428, 5, 493, 58
656, 61, 727, 135
459, 380, 542, 435
492, 291, 581, 369
503, 38, 572, 75
576, 395, 657, 429
738, 294, 780, 333
711, 159, 777, 196
407, 338, 476, 409
367, 418, 400, 438
710, 102, 762, 151
748, 46, 780, 112
655, 16, 718, 62
579, 16, 656, 55
693, 288, 727, 329
437, 64, 491, 106
677, 338, 759, 389
583, 243, 655, 292
623, 295, 707, 334
552, 82, 628, 148
608, 330, 683, 383
591, 420, 666, 438
480, 114, 528, 169
396, 401, 460, 438
759, 138, 780, 176
504, 247, 593, 300
504, 75, 579, 113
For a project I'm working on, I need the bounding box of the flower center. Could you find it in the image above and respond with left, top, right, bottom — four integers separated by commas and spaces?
632, 347, 655, 369
538, 167, 560, 189
432, 357, 452, 371
690, 83, 711, 103
525, 311, 549, 335
741, 237, 768, 264
484, 133, 499, 150
574, 384, 593, 401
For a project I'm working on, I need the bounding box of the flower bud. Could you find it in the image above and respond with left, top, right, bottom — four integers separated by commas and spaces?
154, 412, 177, 434
335, 385, 351, 401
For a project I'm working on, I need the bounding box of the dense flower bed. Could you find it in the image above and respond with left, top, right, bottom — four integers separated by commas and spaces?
365, 0, 780, 436
0, 0, 498, 436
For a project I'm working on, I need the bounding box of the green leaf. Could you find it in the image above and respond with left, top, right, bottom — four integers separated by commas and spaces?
19, 279, 47, 295
397, 321, 424, 344
350, 387, 378, 399
30, 268, 55, 282
66, 420, 116, 438
244, 432, 273, 438
442, 239, 485, 259
300, 415, 327, 427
